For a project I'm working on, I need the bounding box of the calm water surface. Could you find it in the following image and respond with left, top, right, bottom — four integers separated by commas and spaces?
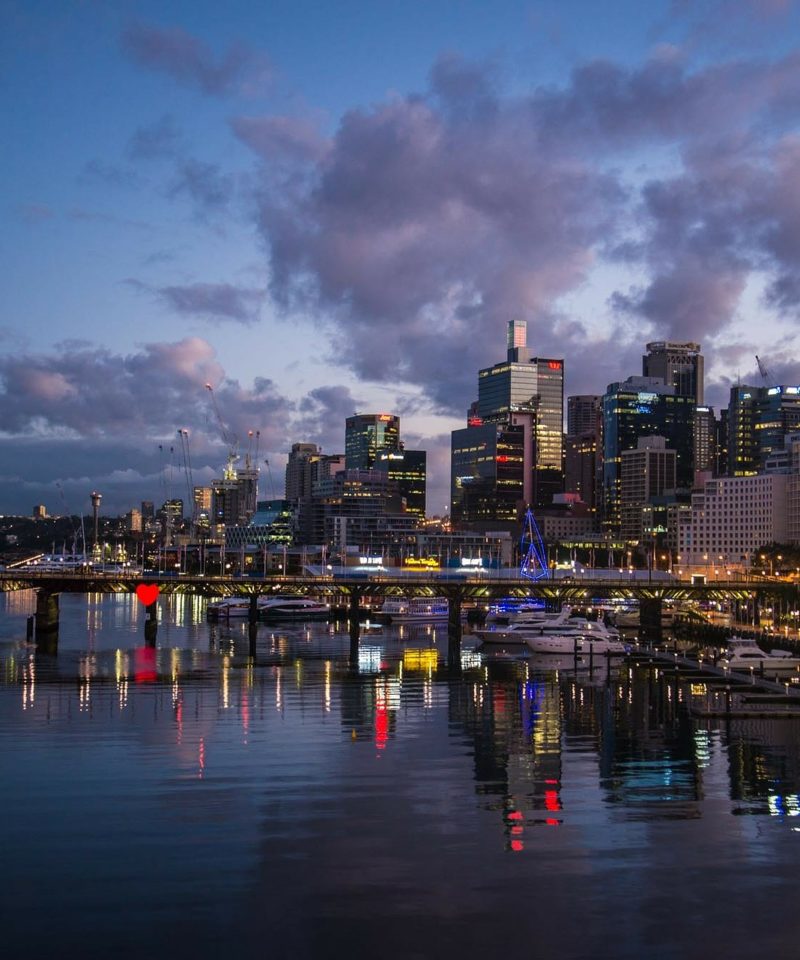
2, 591, 800, 959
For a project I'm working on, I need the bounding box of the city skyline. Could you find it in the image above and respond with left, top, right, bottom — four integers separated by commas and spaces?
4, 1, 800, 515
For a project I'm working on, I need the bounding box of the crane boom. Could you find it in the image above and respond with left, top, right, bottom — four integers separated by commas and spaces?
755, 355, 773, 386
177, 429, 197, 540
205, 383, 239, 479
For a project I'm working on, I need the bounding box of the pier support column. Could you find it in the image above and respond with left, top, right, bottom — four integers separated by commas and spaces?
144, 601, 158, 647
248, 620, 258, 661
640, 598, 663, 644
249, 594, 260, 623
349, 590, 361, 667
35, 591, 59, 653
447, 592, 462, 671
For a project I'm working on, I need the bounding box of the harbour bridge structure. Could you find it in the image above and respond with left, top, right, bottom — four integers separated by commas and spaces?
2, 568, 796, 651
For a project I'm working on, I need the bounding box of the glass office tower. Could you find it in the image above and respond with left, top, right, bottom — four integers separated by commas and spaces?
345, 414, 400, 470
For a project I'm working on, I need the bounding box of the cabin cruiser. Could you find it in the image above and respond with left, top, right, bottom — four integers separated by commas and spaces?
525, 631, 628, 656
475, 609, 622, 647
207, 595, 330, 620
206, 597, 258, 619
260, 597, 330, 620
375, 597, 449, 623
486, 600, 556, 625
721, 636, 800, 673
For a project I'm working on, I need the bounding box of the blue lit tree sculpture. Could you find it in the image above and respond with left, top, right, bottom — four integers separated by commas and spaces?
520, 507, 548, 581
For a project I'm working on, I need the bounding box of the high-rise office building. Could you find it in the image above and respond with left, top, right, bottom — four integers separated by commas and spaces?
567, 395, 601, 437
694, 406, 717, 475
602, 377, 694, 533
726, 384, 800, 476
451, 418, 530, 529
469, 319, 564, 511
345, 414, 400, 470
620, 436, 677, 542
285, 443, 321, 500
565, 394, 602, 523
375, 449, 427, 520
643, 341, 704, 405
564, 431, 600, 518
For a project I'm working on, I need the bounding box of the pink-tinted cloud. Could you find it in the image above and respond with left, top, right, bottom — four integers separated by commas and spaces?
231, 48, 800, 409
122, 22, 270, 97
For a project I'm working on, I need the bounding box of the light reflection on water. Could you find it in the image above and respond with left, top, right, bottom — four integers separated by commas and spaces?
1, 593, 800, 959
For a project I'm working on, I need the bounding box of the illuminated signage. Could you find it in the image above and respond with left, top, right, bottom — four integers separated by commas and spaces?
359, 556, 383, 565
547, 361, 562, 370
460, 558, 484, 567
403, 557, 440, 569
378, 414, 392, 421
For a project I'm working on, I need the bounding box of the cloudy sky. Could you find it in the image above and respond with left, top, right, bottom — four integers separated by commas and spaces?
3, 0, 800, 517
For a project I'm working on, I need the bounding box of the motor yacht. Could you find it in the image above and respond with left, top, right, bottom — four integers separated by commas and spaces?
721, 636, 800, 673
207, 595, 330, 620
525, 631, 628, 656
475, 610, 622, 647
375, 597, 449, 623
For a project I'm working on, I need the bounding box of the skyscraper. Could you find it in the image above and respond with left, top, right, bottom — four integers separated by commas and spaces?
643, 341, 704, 405
451, 320, 564, 530
602, 376, 694, 532
285, 443, 320, 500
345, 414, 400, 470
694, 406, 717, 475
567, 395, 601, 436
620, 436, 677, 542
375, 449, 427, 520
726, 384, 800, 476
475, 319, 564, 510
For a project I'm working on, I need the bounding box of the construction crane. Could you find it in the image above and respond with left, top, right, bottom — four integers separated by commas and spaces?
205, 383, 239, 480
263, 458, 278, 500
177, 428, 197, 540
755, 355, 774, 386
244, 429, 261, 471
158, 443, 176, 546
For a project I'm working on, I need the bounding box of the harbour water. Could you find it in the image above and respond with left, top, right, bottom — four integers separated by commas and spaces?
2, 591, 800, 959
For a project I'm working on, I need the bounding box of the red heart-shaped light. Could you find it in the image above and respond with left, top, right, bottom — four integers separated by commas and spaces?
136, 583, 160, 606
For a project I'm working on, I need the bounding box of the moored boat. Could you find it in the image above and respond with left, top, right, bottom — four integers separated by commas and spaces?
206, 595, 330, 620
721, 636, 800, 673
375, 597, 449, 623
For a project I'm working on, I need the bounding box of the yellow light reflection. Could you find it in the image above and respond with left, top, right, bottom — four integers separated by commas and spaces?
221, 654, 230, 709
402, 649, 439, 672
324, 660, 331, 713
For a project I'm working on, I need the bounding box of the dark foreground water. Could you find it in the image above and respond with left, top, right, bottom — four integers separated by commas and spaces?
2, 592, 800, 959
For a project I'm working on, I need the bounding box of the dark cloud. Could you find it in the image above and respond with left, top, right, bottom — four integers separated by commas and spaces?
296, 385, 363, 452
230, 48, 800, 409
0, 341, 375, 514
231, 116, 329, 164
121, 22, 270, 97
125, 280, 264, 325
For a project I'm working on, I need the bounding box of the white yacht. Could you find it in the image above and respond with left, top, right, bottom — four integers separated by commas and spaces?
476, 609, 622, 648
525, 631, 628, 656
722, 636, 800, 673
376, 597, 449, 623
206, 596, 258, 619
260, 596, 330, 620
207, 595, 330, 620
486, 601, 556, 625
